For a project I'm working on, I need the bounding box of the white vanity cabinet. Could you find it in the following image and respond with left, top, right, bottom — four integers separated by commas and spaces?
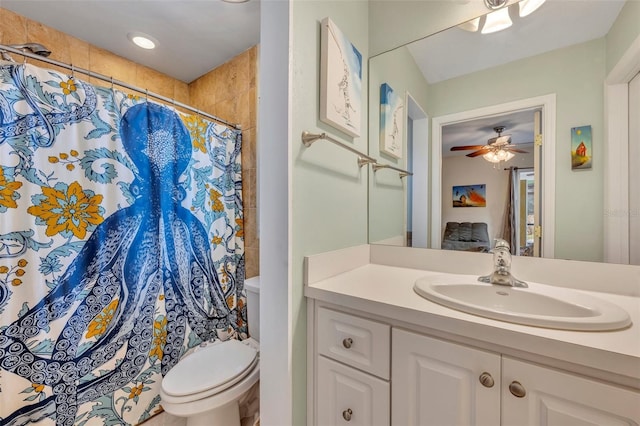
315, 307, 391, 426
311, 304, 640, 426
501, 357, 640, 425
392, 328, 640, 426
392, 328, 501, 426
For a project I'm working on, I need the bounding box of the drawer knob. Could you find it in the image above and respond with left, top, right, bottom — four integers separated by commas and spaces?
479, 372, 494, 388
509, 381, 526, 398
342, 408, 353, 421
342, 337, 353, 349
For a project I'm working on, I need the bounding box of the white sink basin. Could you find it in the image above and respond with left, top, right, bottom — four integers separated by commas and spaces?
414, 275, 632, 331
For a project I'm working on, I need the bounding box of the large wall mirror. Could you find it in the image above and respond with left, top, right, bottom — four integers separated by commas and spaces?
368, 0, 640, 264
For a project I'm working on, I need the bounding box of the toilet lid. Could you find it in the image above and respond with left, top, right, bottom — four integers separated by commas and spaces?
162, 339, 258, 397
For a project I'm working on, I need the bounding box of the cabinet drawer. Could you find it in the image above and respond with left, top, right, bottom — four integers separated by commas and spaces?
317, 307, 390, 379
317, 356, 390, 426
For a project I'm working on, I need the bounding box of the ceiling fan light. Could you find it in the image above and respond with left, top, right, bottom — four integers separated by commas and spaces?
519, 0, 546, 17
498, 149, 515, 161
483, 149, 515, 163
483, 151, 501, 163
481, 8, 512, 34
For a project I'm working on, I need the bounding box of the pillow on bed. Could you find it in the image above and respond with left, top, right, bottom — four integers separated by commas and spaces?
458, 222, 473, 241
443, 222, 459, 241
471, 222, 489, 242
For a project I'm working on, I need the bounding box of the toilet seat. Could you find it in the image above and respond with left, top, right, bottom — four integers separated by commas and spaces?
161, 339, 258, 404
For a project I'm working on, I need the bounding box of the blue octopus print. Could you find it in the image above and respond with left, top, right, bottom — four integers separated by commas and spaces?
0, 64, 245, 425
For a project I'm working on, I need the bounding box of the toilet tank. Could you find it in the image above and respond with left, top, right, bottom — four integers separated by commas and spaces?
244, 276, 260, 342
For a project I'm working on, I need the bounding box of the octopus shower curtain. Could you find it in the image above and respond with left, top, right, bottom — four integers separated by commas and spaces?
0, 63, 246, 425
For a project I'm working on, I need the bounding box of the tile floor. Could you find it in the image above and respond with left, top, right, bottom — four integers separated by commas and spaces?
141, 412, 186, 426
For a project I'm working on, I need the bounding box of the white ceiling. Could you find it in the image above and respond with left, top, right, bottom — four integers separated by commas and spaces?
1, 0, 625, 154
442, 109, 537, 157
1, 0, 261, 83
408, 0, 625, 84
417, 0, 625, 156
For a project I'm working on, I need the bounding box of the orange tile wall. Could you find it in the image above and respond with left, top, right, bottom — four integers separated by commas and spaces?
0, 8, 259, 278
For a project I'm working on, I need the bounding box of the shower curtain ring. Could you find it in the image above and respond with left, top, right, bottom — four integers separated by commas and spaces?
110, 76, 114, 90
145, 89, 149, 102
70, 63, 75, 79
22, 49, 27, 65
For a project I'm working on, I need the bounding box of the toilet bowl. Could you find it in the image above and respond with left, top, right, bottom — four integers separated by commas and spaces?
160, 339, 259, 426
161, 276, 261, 426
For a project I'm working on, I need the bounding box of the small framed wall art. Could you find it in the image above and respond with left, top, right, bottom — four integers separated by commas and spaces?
379, 83, 404, 159
452, 184, 487, 207
571, 125, 592, 170
320, 17, 363, 138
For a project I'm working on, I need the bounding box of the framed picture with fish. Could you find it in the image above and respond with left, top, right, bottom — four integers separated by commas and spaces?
571, 125, 592, 170
452, 184, 486, 207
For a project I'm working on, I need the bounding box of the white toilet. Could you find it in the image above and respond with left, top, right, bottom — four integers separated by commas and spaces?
160, 276, 260, 426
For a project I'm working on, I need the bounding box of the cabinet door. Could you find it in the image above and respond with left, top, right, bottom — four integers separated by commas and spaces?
502, 357, 640, 425
317, 356, 390, 426
392, 329, 501, 426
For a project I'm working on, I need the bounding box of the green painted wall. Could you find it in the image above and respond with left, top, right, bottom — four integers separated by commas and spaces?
368, 45, 429, 243
606, 0, 640, 74
428, 38, 607, 262
292, 1, 369, 424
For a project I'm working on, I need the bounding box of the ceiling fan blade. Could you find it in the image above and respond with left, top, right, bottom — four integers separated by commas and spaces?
504, 147, 529, 153
450, 145, 486, 151
466, 147, 492, 157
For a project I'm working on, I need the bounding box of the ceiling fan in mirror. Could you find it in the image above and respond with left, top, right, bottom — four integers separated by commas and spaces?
450, 126, 528, 164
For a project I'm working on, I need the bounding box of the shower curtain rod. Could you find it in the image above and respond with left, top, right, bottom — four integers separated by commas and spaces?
0, 43, 241, 130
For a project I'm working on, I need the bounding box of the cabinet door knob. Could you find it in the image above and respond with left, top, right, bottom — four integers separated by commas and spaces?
479, 372, 494, 388
342, 408, 353, 421
509, 381, 526, 398
342, 337, 353, 349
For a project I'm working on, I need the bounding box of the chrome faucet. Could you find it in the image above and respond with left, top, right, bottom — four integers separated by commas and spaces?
478, 239, 528, 288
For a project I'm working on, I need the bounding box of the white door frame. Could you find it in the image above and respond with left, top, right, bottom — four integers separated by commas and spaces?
431, 94, 556, 258
604, 34, 640, 264
407, 92, 429, 248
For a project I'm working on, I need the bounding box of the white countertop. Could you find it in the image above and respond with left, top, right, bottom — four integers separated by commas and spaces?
305, 262, 640, 387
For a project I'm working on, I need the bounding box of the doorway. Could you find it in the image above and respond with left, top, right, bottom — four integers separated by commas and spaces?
431, 94, 556, 257
604, 34, 640, 264
407, 93, 429, 248
629, 71, 640, 264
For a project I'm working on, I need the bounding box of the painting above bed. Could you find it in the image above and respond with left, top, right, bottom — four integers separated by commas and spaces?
452, 184, 486, 207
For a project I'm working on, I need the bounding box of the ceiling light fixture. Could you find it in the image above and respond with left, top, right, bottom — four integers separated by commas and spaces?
457, 17, 481, 32
222, 0, 250, 3
483, 149, 515, 163
481, 7, 513, 34
519, 0, 546, 17
484, 0, 508, 10
127, 32, 157, 50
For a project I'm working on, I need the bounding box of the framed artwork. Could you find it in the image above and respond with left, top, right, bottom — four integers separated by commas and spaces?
453, 184, 486, 207
320, 17, 362, 138
571, 125, 592, 170
379, 83, 404, 158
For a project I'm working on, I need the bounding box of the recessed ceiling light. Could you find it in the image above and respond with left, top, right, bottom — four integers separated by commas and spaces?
222, 0, 250, 3
127, 32, 157, 50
